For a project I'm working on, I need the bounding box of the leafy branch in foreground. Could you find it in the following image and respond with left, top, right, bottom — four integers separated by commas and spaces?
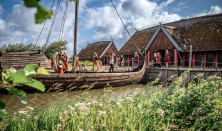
23, 0, 77, 24
0, 64, 48, 121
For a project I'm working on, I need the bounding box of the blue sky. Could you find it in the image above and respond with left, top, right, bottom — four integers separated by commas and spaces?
0, 0, 222, 57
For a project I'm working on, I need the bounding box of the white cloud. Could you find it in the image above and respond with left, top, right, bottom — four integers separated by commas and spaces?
0, 1, 88, 57
84, 0, 181, 48
0, 0, 181, 57
197, 5, 222, 16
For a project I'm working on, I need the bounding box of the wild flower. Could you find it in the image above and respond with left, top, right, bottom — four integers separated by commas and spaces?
126, 97, 134, 102
92, 101, 98, 104
21, 119, 25, 122
79, 129, 84, 131
56, 124, 61, 128
87, 102, 91, 105
26, 106, 34, 110
116, 102, 120, 105
157, 109, 165, 117
75, 103, 85, 107
59, 116, 63, 120
18, 111, 28, 115
118, 99, 124, 102
34, 116, 38, 120
68, 105, 75, 111
99, 103, 103, 106
98, 111, 106, 115
138, 105, 142, 109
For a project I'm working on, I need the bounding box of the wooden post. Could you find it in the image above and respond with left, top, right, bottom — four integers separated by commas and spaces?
215, 51, 218, 68
73, 0, 79, 73
100, 61, 102, 69
182, 53, 185, 67
174, 49, 178, 67
192, 52, 195, 67
148, 50, 150, 65
128, 55, 129, 66
123, 56, 125, 66
132, 58, 134, 67
166, 63, 168, 80
84, 62, 86, 72
203, 52, 206, 68
189, 45, 192, 68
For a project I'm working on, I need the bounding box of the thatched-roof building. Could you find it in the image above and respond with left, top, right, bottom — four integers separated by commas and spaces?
78, 41, 118, 65
118, 13, 222, 67
0, 50, 52, 72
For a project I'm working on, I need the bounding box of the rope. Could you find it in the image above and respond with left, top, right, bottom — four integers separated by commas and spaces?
43, 0, 62, 52
110, 0, 140, 51
58, 0, 69, 50
34, 0, 56, 48
39, 0, 62, 65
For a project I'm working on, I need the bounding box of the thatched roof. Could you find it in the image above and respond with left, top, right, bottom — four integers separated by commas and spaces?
119, 13, 222, 55
0, 50, 52, 72
78, 41, 117, 59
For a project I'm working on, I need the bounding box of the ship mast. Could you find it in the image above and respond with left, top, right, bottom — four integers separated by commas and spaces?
73, 0, 79, 73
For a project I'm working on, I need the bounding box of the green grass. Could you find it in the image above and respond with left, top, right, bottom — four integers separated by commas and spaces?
1, 71, 222, 130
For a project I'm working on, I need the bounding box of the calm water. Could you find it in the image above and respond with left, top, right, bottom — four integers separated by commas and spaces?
0, 84, 146, 114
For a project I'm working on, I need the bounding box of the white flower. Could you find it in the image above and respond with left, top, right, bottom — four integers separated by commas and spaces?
92, 101, 98, 104
99, 103, 103, 106
18, 111, 28, 115
68, 105, 75, 111
59, 117, 63, 120
98, 111, 106, 115
138, 105, 142, 109
126, 97, 134, 102
75, 103, 85, 107
26, 106, 34, 110
116, 102, 120, 105
87, 102, 91, 105
157, 109, 165, 117
21, 119, 25, 122
34, 116, 38, 120
79, 129, 84, 131
56, 124, 61, 127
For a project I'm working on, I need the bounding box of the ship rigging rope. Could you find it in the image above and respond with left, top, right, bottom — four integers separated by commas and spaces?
34, 0, 56, 48
43, 0, 62, 52
110, 0, 140, 51
58, 0, 69, 49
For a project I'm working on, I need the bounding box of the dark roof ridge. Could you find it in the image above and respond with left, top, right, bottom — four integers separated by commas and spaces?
135, 13, 222, 33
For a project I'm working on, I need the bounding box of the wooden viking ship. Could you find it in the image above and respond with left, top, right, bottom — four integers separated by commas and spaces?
33, 60, 146, 90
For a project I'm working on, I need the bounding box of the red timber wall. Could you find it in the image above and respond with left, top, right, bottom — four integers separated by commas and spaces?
102, 43, 118, 65
147, 30, 178, 66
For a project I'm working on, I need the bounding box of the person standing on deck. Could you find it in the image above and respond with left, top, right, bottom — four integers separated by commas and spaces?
156, 52, 162, 68
109, 53, 115, 72
92, 52, 100, 70
57, 50, 65, 64
165, 50, 171, 65
76, 57, 79, 71
51, 55, 57, 72
57, 60, 65, 74
134, 52, 139, 66
64, 52, 68, 71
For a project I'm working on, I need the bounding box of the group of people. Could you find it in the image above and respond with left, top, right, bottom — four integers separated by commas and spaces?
92, 52, 115, 72
151, 49, 171, 68
51, 50, 69, 74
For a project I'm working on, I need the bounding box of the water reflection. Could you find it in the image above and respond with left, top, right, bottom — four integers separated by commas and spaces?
0, 84, 146, 114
